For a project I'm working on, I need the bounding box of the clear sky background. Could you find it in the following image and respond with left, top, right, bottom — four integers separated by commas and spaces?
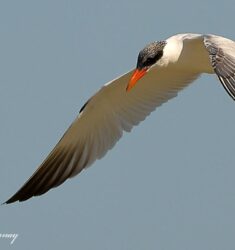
1, 0, 235, 249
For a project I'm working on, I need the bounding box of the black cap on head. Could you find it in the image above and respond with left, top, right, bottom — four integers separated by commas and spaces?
137, 41, 166, 70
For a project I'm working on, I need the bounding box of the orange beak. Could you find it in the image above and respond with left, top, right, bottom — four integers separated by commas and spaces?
126, 68, 147, 92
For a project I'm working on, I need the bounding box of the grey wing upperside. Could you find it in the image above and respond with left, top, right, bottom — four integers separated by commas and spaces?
204, 35, 235, 100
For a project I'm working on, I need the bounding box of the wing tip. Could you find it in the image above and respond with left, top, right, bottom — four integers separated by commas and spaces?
218, 76, 235, 101
3, 193, 32, 204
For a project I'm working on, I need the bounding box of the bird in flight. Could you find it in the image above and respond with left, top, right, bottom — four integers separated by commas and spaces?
5, 33, 235, 204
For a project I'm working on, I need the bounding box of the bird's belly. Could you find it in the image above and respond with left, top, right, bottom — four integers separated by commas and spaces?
178, 51, 214, 74
178, 39, 214, 74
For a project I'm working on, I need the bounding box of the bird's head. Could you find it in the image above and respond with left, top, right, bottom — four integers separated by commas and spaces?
126, 41, 166, 91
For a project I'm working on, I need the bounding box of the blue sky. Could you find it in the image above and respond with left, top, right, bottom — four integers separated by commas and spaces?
1, 0, 235, 249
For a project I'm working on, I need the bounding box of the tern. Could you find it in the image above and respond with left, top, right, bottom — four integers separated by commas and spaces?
5, 33, 235, 204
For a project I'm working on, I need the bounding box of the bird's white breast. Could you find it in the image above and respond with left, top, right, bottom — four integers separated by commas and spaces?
158, 33, 214, 74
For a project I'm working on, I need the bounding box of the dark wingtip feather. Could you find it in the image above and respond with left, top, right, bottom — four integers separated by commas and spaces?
218, 76, 235, 101
4, 147, 67, 204
4, 144, 82, 204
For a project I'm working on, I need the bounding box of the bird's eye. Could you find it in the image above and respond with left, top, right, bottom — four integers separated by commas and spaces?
143, 57, 157, 67
137, 50, 164, 69
143, 52, 163, 67
146, 57, 156, 65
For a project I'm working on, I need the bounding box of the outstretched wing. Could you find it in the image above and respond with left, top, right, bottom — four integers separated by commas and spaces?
204, 35, 235, 100
6, 65, 199, 203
